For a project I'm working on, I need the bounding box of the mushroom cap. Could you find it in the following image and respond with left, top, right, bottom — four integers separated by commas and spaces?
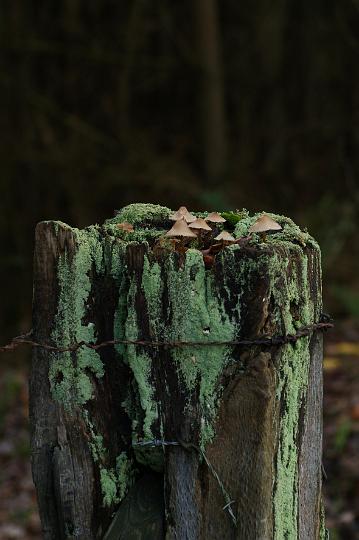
249, 215, 282, 233
205, 212, 226, 223
189, 218, 212, 231
214, 231, 236, 242
165, 219, 197, 238
169, 206, 196, 223
117, 222, 134, 232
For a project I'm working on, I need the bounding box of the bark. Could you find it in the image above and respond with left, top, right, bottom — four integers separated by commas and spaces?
30, 206, 324, 539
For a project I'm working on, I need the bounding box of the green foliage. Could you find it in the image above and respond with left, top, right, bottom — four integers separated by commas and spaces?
331, 286, 359, 320
334, 418, 352, 453
0, 372, 22, 432
220, 210, 249, 227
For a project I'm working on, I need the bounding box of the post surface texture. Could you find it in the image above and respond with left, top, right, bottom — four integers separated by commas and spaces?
30, 204, 324, 539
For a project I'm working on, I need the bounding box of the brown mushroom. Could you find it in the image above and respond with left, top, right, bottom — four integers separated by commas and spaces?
189, 217, 212, 245
165, 218, 197, 252
205, 212, 226, 224
212, 230, 236, 251
189, 218, 212, 232
249, 214, 282, 241
214, 231, 236, 243
169, 206, 196, 223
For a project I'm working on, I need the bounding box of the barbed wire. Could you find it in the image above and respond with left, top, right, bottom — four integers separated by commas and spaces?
133, 438, 237, 526
0, 319, 333, 354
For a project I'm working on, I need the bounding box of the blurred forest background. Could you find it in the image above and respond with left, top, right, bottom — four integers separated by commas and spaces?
0, 1, 359, 539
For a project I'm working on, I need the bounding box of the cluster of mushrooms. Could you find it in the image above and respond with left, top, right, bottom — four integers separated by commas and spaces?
117, 206, 282, 267
166, 206, 232, 243
166, 206, 281, 243
162, 206, 282, 266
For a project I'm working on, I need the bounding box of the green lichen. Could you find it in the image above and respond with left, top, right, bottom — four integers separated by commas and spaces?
100, 468, 118, 507
83, 411, 107, 464
140, 249, 236, 448
166, 251, 235, 433
50, 225, 104, 408
84, 412, 135, 507
265, 240, 321, 538
116, 452, 136, 501
99, 452, 135, 507
120, 279, 159, 439
273, 339, 311, 539
141, 257, 163, 334
320, 501, 329, 540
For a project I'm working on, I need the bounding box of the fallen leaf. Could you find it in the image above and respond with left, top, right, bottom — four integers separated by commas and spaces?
329, 342, 359, 356
350, 403, 359, 421
203, 254, 215, 269
117, 222, 134, 232
323, 357, 341, 371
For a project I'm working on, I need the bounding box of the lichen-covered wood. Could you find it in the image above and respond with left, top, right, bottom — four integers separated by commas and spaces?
30, 204, 325, 539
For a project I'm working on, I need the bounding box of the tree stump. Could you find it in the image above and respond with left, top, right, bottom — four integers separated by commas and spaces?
30, 204, 326, 539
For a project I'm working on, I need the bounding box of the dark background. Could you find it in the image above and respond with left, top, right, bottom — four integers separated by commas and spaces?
0, 2, 358, 538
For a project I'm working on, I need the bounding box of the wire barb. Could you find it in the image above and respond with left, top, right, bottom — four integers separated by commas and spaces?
132, 439, 179, 447
132, 437, 237, 526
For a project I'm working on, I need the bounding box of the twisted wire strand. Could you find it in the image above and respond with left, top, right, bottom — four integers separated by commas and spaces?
0, 320, 333, 354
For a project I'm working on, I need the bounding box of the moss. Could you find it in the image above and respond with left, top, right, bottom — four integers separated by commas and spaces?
234, 210, 317, 248
106, 203, 171, 226
103, 223, 164, 244
221, 209, 249, 226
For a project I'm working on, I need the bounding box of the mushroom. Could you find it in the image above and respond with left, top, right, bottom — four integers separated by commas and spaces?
211, 231, 236, 252
189, 217, 212, 244
214, 231, 236, 243
117, 222, 134, 233
248, 215, 282, 242
169, 206, 196, 223
189, 218, 212, 232
166, 218, 197, 252
205, 212, 226, 224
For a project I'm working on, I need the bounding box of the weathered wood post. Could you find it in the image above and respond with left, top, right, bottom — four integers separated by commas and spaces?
30, 204, 326, 539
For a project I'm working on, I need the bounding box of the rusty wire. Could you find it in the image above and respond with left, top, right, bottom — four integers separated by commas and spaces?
0, 320, 333, 354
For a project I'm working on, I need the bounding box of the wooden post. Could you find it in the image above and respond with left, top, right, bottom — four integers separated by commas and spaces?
30, 204, 326, 539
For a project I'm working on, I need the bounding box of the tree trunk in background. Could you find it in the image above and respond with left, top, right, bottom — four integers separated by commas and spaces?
194, 0, 228, 185
30, 207, 325, 539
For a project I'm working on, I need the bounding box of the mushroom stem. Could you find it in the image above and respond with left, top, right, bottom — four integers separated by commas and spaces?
260, 232, 267, 242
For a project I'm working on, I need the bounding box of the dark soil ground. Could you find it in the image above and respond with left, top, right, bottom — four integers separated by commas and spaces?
0, 325, 358, 539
